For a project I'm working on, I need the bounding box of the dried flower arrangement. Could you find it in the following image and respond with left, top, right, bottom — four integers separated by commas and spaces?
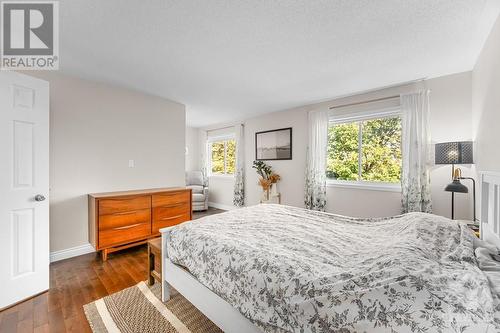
252, 161, 281, 198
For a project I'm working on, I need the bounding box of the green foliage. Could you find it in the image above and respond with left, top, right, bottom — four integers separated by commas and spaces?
327, 122, 359, 180
326, 117, 401, 183
210, 139, 236, 174
361, 118, 401, 182
252, 160, 272, 179
211, 141, 225, 174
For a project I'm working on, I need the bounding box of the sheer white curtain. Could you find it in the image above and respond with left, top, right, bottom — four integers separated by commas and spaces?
304, 109, 329, 211
200, 130, 209, 187
233, 124, 245, 207
401, 91, 432, 213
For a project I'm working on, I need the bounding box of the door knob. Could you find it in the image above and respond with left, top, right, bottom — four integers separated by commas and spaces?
34, 194, 46, 202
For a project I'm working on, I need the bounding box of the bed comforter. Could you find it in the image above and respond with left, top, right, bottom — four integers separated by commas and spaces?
166, 204, 500, 333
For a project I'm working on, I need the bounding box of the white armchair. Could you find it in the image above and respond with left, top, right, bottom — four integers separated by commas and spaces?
186, 171, 209, 211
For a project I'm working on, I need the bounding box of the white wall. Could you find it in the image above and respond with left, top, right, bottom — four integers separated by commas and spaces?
27, 72, 186, 252
208, 176, 236, 208
205, 72, 475, 219
185, 126, 200, 172
244, 108, 307, 208
427, 72, 475, 220
473, 14, 500, 173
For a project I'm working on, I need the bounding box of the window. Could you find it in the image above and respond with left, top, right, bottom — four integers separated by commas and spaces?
209, 138, 236, 175
327, 114, 402, 185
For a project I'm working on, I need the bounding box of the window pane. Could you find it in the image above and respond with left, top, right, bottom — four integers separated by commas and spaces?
211, 141, 225, 174
361, 117, 402, 182
226, 140, 236, 174
327, 122, 359, 180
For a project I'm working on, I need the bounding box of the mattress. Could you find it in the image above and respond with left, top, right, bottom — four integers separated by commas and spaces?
166, 204, 500, 333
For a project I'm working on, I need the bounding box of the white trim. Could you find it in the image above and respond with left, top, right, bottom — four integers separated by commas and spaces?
327, 180, 401, 192
209, 174, 235, 180
208, 202, 236, 211
50, 243, 95, 263
479, 171, 500, 249
206, 134, 235, 143
329, 106, 401, 124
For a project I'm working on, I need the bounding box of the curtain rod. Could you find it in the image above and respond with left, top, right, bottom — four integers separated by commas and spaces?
329, 95, 400, 110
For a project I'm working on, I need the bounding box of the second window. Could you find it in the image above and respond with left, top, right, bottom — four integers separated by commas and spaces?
209, 139, 236, 175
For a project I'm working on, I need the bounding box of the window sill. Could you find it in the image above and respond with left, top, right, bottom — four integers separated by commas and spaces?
209, 174, 235, 180
326, 180, 401, 192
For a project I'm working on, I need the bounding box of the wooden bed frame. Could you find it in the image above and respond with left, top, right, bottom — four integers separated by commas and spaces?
160, 171, 500, 333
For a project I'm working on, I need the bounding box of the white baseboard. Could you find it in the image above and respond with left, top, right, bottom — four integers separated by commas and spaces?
50, 243, 95, 263
208, 202, 237, 211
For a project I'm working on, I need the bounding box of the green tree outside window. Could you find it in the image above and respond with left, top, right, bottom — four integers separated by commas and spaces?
210, 139, 236, 175
327, 116, 401, 183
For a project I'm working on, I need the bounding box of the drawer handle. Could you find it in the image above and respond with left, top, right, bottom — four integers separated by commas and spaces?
159, 193, 180, 197
160, 214, 184, 221
105, 197, 147, 201
114, 211, 137, 216
164, 202, 185, 208
113, 223, 143, 230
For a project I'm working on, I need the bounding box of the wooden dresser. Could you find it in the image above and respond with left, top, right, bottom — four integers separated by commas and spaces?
88, 187, 192, 260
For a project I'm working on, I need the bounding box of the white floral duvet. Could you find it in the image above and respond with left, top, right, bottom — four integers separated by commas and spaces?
166, 204, 500, 333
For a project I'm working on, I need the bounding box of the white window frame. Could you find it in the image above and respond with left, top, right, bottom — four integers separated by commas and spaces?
327, 107, 402, 192
207, 135, 235, 178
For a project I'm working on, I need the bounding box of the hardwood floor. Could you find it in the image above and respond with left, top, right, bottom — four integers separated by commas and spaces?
0, 207, 225, 333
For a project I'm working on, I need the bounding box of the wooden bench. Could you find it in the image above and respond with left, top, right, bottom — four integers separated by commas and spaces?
148, 237, 162, 287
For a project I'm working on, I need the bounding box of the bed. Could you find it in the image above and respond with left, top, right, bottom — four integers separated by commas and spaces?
160, 172, 500, 333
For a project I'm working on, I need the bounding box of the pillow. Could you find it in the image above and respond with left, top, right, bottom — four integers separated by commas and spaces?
472, 237, 498, 252
475, 247, 500, 271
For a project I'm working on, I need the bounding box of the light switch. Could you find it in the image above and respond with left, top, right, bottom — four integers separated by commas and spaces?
128, 159, 135, 168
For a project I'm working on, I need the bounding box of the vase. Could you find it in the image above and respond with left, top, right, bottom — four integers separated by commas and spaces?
261, 189, 269, 201
271, 183, 278, 196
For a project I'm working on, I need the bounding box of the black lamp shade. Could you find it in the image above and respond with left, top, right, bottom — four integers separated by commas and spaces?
445, 179, 469, 193
435, 141, 473, 164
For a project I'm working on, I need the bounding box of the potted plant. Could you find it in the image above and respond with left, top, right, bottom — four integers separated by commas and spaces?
252, 161, 281, 201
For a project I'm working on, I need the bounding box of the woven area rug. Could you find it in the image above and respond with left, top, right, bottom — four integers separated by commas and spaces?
84, 282, 223, 333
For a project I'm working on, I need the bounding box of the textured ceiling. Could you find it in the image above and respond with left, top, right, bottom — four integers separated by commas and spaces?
59, 0, 500, 127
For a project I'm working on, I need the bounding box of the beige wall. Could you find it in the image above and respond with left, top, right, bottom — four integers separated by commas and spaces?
473, 14, 500, 173
206, 72, 475, 219
27, 72, 186, 252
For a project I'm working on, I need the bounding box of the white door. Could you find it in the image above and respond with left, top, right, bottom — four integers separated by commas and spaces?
0, 71, 49, 309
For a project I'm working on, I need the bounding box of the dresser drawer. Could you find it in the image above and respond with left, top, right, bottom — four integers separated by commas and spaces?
99, 196, 151, 215
99, 222, 151, 248
153, 203, 190, 221
152, 191, 190, 208
98, 208, 151, 230
152, 204, 190, 233
152, 213, 190, 233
